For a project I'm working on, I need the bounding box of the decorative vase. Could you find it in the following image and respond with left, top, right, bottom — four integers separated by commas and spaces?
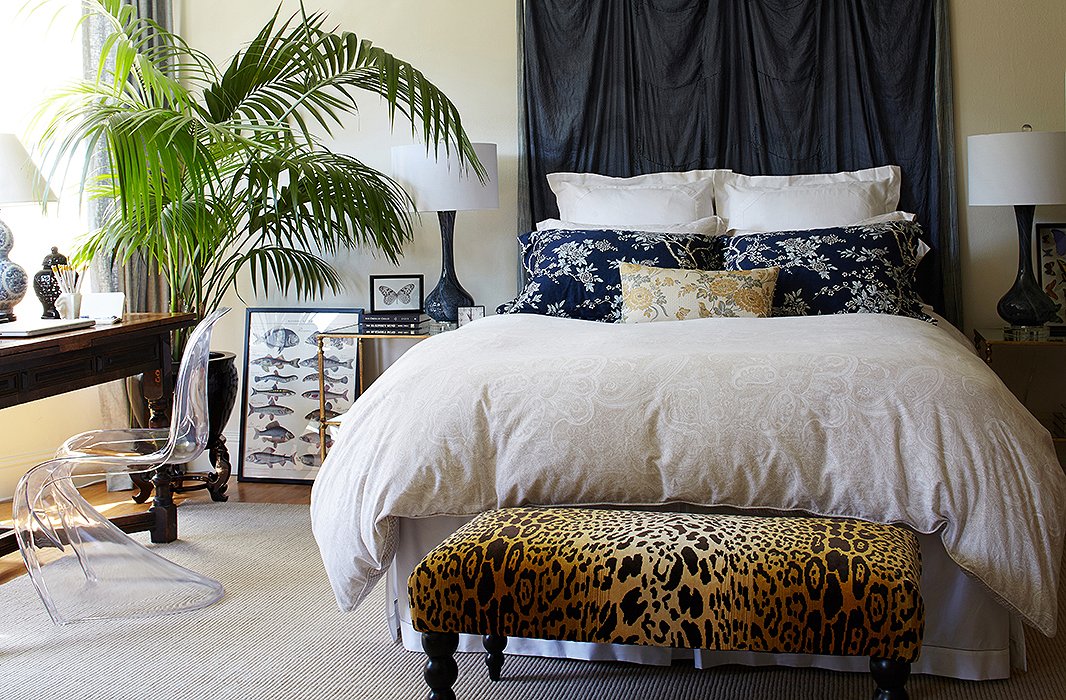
424, 210, 474, 322
0, 216, 28, 323
33, 246, 67, 319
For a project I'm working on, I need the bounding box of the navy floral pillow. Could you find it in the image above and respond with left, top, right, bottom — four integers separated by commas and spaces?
502, 229, 721, 322
722, 221, 930, 320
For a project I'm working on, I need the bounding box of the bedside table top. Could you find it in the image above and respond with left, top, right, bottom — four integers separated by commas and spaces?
974, 327, 1066, 345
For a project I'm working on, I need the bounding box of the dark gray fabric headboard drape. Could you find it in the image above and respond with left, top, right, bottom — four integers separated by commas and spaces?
517, 0, 961, 327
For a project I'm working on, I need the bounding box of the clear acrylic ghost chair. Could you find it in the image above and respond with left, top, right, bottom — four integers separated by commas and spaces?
12, 308, 229, 624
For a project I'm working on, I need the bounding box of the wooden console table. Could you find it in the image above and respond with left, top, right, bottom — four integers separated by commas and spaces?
0, 312, 197, 557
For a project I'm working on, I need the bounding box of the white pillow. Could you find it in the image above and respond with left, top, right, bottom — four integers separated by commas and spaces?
854, 210, 917, 225
547, 170, 727, 226
535, 215, 726, 236
715, 166, 902, 232
728, 210, 917, 236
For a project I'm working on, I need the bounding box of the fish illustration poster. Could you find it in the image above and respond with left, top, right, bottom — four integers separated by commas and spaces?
237, 307, 362, 483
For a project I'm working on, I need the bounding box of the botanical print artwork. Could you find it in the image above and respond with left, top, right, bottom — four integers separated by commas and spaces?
238, 308, 361, 484
1038, 224, 1066, 324
620, 264, 778, 322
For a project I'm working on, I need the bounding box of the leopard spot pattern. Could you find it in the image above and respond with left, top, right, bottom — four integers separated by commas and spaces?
409, 507, 924, 662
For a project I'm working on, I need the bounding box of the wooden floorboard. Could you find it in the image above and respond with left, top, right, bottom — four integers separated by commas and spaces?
0, 479, 310, 585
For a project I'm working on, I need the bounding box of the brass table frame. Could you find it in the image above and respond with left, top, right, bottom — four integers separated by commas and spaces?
314, 332, 430, 462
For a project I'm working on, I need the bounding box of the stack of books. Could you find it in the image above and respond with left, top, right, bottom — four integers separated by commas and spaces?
360, 311, 433, 336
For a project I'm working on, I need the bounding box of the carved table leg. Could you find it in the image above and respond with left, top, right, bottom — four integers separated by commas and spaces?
483, 635, 507, 681
870, 657, 910, 700
149, 464, 179, 544
422, 632, 459, 700
144, 365, 169, 431
142, 364, 170, 509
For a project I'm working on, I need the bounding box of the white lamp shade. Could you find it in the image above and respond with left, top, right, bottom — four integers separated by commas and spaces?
0, 133, 56, 205
967, 131, 1066, 206
391, 142, 499, 212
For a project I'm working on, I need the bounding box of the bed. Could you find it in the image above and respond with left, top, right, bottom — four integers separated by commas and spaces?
311, 4, 1059, 680
311, 308, 1066, 681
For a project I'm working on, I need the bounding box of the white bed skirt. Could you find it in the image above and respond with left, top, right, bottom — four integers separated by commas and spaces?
385, 515, 1025, 681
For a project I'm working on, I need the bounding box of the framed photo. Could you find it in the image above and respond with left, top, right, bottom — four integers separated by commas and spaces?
1038, 222, 1066, 325
457, 305, 485, 327
237, 307, 362, 485
370, 274, 424, 313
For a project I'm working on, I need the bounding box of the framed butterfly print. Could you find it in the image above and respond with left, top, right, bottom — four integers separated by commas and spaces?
1038, 223, 1066, 325
370, 274, 424, 313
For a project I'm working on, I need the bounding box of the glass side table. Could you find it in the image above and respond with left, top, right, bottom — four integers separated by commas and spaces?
312, 323, 450, 461
974, 328, 1066, 462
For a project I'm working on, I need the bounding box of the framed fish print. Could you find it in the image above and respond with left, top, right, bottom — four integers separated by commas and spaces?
369, 273, 424, 313
237, 307, 362, 484
1038, 223, 1066, 325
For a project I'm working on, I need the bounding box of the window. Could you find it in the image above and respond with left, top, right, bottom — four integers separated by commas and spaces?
0, 1, 87, 318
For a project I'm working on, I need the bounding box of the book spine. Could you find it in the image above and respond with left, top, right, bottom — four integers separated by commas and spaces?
360, 322, 432, 330
361, 313, 427, 323
359, 328, 429, 336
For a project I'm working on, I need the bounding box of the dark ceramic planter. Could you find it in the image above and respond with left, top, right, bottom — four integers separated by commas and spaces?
130, 350, 239, 504
207, 350, 239, 450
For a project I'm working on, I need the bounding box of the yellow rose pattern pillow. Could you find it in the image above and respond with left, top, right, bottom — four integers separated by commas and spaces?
619, 263, 779, 323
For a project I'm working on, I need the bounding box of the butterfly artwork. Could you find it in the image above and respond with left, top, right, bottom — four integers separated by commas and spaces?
379, 283, 416, 306
1038, 225, 1066, 324
369, 274, 423, 313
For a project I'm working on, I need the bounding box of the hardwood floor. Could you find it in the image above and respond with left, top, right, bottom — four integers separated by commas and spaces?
0, 479, 310, 585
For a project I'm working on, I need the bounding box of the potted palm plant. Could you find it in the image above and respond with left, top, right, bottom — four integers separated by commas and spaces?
36, 0, 483, 490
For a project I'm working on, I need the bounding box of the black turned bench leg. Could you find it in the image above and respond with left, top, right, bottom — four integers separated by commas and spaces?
422, 632, 459, 700
870, 658, 911, 700
483, 635, 507, 681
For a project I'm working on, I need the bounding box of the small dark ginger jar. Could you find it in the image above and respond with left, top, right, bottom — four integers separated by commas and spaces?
33, 246, 67, 319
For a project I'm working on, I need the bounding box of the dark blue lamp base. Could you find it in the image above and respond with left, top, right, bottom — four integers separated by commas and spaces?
424, 210, 474, 323
998, 205, 1057, 328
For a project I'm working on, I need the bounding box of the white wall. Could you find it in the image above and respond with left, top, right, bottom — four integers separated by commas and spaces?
951, 0, 1066, 332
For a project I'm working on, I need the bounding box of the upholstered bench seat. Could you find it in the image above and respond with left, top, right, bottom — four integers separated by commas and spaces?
409, 507, 924, 699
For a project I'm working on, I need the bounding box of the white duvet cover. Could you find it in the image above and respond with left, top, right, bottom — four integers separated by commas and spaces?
310, 313, 1066, 636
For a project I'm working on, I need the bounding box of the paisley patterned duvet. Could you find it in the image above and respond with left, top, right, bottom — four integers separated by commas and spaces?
310, 313, 1066, 636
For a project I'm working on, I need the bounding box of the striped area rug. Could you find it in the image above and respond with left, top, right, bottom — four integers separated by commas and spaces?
0, 502, 1061, 700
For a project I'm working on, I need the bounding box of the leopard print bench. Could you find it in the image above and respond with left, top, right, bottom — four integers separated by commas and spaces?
408, 507, 924, 700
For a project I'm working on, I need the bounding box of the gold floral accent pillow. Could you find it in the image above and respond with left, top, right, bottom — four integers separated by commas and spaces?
619, 264, 779, 323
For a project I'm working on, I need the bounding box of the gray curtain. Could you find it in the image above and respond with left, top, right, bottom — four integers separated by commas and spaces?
84, 0, 173, 431
84, 0, 171, 315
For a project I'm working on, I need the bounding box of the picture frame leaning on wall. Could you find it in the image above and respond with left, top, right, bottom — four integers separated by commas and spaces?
237, 307, 362, 484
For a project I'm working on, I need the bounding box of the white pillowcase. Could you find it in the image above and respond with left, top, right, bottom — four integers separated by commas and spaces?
547, 170, 726, 226
535, 215, 726, 236
728, 210, 916, 236
715, 165, 902, 233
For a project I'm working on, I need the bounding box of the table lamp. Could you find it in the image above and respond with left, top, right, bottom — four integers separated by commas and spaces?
968, 128, 1066, 338
392, 142, 499, 323
0, 134, 57, 323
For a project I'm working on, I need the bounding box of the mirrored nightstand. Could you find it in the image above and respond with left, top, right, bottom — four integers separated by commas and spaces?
974, 327, 1066, 465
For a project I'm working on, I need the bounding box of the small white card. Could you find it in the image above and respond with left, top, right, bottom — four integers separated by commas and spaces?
79, 292, 126, 323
